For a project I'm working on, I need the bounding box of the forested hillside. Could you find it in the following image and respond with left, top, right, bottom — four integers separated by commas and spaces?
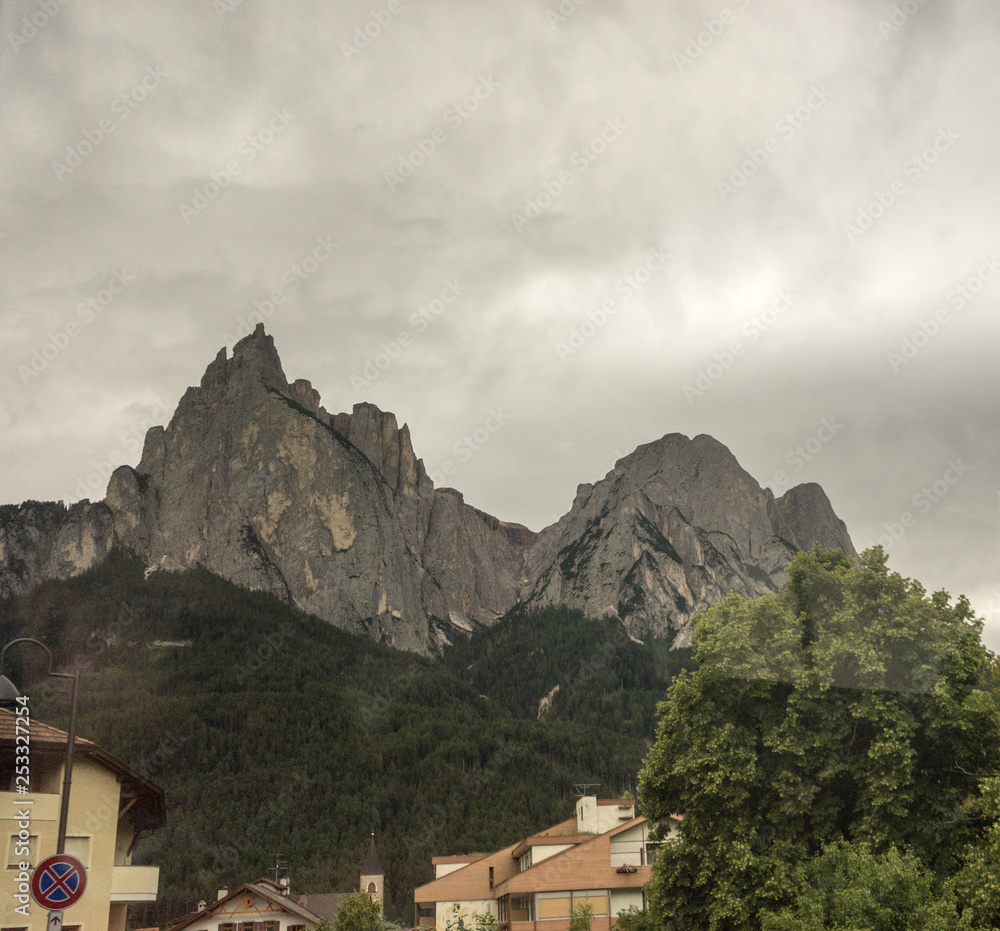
443, 606, 694, 738
0, 550, 680, 926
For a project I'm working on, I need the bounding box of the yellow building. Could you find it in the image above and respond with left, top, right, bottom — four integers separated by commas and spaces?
0, 708, 166, 931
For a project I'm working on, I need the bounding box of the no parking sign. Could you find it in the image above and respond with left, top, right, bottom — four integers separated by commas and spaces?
31, 855, 87, 910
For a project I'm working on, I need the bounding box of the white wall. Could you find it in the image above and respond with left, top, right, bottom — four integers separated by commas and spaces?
609, 890, 643, 917
182, 891, 316, 931
436, 899, 498, 929
531, 843, 573, 864
576, 797, 635, 834
609, 823, 647, 867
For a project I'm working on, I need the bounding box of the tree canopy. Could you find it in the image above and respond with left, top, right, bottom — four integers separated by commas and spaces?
639, 546, 1000, 930
333, 894, 385, 931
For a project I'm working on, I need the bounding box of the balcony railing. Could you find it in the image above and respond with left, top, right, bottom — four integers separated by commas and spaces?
111, 865, 160, 902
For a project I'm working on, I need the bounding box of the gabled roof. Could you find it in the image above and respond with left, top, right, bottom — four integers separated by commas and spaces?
0, 708, 166, 831
169, 881, 322, 931
362, 834, 383, 875
496, 824, 651, 896
298, 892, 346, 921
415, 844, 519, 904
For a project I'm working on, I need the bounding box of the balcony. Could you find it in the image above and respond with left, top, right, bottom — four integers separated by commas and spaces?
111, 865, 160, 902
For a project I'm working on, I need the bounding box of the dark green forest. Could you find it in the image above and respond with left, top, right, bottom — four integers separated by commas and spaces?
0, 549, 688, 927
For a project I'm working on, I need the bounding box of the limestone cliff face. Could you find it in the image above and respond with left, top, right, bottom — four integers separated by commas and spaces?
521, 434, 855, 646
0, 325, 856, 653
104, 325, 532, 652
776, 483, 856, 554
0, 500, 114, 600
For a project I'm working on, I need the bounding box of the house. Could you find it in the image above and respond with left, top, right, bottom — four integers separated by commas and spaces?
170, 836, 386, 931
414, 797, 678, 931
0, 708, 166, 931
168, 878, 326, 931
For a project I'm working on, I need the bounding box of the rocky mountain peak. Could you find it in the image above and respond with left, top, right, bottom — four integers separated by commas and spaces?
0, 326, 857, 653
776, 482, 855, 554
523, 431, 854, 645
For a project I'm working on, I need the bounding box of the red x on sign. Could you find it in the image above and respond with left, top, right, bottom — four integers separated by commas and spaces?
31, 856, 87, 910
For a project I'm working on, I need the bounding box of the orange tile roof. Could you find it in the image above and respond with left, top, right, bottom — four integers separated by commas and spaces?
497, 824, 652, 896
416, 811, 664, 906
415, 844, 519, 903
0, 707, 99, 749
0, 708, 166, 830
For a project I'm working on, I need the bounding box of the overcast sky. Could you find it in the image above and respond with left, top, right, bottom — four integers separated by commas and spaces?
2, 0, 999, 644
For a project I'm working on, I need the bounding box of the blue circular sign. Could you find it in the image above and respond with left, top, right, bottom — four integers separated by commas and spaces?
31, 856, 87, 910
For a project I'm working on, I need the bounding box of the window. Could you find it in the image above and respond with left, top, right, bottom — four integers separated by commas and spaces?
218, 924, 235, 931
488, 867, 494, 890
572, 892, 608, 917
64, 836, 91, 868
518, 850, 532, 872
511, 896, 533, 921
367, 882, 377, 893
6, 835, 37, 869
263, 922, 279, 931
289, 925, 307, 931
536, 894, 571, 920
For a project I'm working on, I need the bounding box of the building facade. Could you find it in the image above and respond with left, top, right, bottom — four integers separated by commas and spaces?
170, 837, 386, 931
414, 798, 677, 931
0, 708, 166, 931
168, 879, 325, 931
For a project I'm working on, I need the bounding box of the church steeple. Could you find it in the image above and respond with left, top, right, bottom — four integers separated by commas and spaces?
360, 833, 384, 916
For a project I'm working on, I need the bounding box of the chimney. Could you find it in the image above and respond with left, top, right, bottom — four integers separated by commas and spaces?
576, 795, 597, 833
280, 877, 290, 895
217, 889, 228, 901
197, 900, 207, 912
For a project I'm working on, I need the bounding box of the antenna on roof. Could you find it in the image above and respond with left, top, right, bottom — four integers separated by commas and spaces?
573, 783, 601, 797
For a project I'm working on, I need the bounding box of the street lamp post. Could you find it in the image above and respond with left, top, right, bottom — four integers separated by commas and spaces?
0, 638, 81, 855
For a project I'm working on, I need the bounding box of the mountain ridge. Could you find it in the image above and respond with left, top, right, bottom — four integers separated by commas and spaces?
0, 325, 854, 652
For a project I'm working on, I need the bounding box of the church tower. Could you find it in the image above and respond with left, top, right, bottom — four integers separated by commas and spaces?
360, 833, 384, 917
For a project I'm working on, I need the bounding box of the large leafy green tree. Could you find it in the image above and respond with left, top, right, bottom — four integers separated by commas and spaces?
759, 841, 974, 931
334, 894, 385, 931
639, 546, 1000, 930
